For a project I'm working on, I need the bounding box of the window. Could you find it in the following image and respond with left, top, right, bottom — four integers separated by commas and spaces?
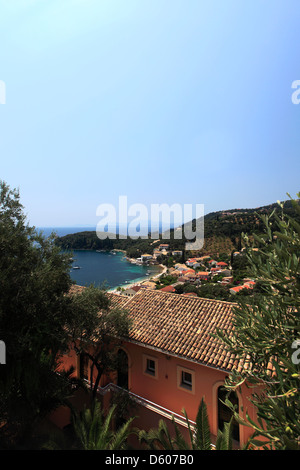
177, 366, 195, 394
181, 371, 192, 389
143, 354, 158, 379
146, 358, 156, 376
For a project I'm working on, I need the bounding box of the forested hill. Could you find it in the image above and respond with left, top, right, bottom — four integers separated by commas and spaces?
54, 199, 300, 258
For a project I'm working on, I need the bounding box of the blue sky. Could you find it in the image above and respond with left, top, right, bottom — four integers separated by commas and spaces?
0, 0, 299, 227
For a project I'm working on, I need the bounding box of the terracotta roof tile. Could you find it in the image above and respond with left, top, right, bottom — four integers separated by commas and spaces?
120, 289, 244, 372
106, 292, 130, 308
71, 285, 245, 373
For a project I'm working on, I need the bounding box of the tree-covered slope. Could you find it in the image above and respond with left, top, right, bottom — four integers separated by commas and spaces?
54, 199, 300, 257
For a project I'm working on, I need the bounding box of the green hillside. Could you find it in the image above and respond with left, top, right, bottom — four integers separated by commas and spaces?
54, 199, 300, 258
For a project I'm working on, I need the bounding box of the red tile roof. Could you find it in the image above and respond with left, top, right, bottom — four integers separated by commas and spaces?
71, 285, 247, 373
160, 285, 176, 292
230, 285, 252, 293
131, 285, 142, 292
106, 292, 130, 308
119, 289, 245, 373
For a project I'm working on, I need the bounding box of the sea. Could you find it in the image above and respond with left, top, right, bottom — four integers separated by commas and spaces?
37, 226, 162, 291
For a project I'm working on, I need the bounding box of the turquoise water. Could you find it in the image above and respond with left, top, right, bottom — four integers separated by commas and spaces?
38, 226, 161, 290
69, 250, 160, 290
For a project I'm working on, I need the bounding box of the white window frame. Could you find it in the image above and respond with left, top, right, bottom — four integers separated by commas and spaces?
177, 365, 195, 394
143, 354, 158, 379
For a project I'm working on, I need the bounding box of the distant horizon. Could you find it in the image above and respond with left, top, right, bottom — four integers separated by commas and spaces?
35, 193, 296, 232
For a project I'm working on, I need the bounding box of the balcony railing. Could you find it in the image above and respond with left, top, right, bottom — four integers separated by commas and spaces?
95, 381, 196, 430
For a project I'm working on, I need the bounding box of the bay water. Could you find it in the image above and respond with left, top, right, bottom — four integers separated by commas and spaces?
38, 227, 161, 290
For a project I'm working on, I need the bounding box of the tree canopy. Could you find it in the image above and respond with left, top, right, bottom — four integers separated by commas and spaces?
0, 181, 129, 447
216, 193, 300, 449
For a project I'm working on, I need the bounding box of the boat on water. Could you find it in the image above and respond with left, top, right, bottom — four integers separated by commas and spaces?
73, 266, 81, 270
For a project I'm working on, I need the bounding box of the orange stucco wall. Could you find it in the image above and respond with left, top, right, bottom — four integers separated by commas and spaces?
121, 341, 257, 446
52, 340, 258, 447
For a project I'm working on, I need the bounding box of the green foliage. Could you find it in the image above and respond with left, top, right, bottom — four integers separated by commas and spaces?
139, 398, 233, 450
69, 287, 132, 400
175, 281, 231, 301
72, 400, 136, 450
156, 275, 177, 288
54, 199, 300, 263
0, 181, 116, 446
215, 417, 234, 450
216, 193, 300, 449
193, 398, 212, 450
0, 182, 75, 442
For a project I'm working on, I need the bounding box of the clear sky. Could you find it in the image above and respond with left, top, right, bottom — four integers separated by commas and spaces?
0, 0, 299, 227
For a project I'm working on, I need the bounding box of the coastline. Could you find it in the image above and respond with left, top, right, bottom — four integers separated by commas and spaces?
108, 263, 167, 293
68, 247, 167, 294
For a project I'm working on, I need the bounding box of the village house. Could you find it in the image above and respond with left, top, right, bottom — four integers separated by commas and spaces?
178, 274, 190, 283
182, 292, 198, 297
51, 288, 258, 448
183, 269, 196, 275
183, 272, 197, 283
210, 267, 222, 274
140, 281, 157, 290
160, 285, 176, 293
175, 263, 189, 272
229, 281, 255, 295
196, 271, 211, 281
153, 248, 169, 259
141, 254, 153, 263
221, 276, 234, 285
230, 285, 249, 294
216, 261, 228, 269
197, 255, 211, 262
186, 258, 196, 266
158, 244, 169, 252
172, 250, 183, 257
123, 285, 142, 297
208, 260, 217, 267
169, 269, 181, 278
186, 259, 201, 269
